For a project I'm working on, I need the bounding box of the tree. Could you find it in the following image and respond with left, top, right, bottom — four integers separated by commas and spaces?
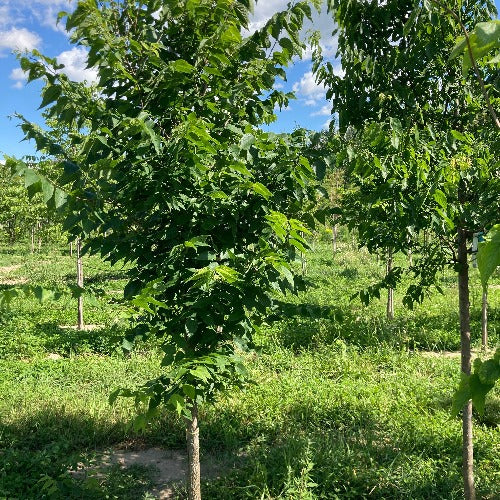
314, 1, 498, 498
8, 1, 322, 498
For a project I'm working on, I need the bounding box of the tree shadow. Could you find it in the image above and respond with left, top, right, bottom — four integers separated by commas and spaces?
39, 322, 125, 356
267, 300, 497, 352
199, 399, 468, 499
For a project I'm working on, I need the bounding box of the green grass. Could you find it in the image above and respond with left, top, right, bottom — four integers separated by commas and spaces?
0, 238, 498, 499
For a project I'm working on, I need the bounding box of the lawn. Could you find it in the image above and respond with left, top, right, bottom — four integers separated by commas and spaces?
0, 238, 498, 499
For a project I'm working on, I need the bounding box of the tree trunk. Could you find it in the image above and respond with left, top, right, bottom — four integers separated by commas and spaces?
186, 402, 201, 500
37, 221, 42, 252
76, 238, 84, 330
69, 241, 73, 257
31, 226, 35, 254
481, 287, 488, 352
457, 227, 476, 500
332, 215, 337, 254
386, 249, 394, 320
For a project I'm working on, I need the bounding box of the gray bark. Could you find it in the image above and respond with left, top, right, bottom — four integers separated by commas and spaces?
186, 402, 201, 500
76, 238, 84, 330
386, 249, 394, 320
481, 288, 488, 352
457, 228, 476, 500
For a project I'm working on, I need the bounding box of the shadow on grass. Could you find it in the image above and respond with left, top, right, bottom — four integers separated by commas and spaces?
267, 300, 496, 352
61, 270, 128, 286
200, 401, 465, 499
1, 388, 497, 499
38, 322, 125, 356
0, 405, 185, 499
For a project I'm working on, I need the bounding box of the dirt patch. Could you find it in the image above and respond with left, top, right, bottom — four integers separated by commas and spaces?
70, 446, 227, 499
58, 324, 104, 331
418, 349, 494, 359
0, 265, 21, 274
0, 265, 26, 285
0, 277, 28, 285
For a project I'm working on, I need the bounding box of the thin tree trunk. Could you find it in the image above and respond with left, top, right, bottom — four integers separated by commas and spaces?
31, 226, 35, 254
481, 287, 488, 352
186, 401, 201, 500
76, 238, 84, 330
69, 241, 73, 257
457, 227, 476, 500
386, 249, 394, 320
37, 221, 42, 252
332, 215, 337, 254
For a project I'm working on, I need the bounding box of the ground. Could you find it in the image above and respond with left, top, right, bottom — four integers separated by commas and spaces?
0, 236, 498, 499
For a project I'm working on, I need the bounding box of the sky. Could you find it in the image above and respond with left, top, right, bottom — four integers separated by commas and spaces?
0, 0, 498, 160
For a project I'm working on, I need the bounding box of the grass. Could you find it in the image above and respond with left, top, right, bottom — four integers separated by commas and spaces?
0, 237, 498, 499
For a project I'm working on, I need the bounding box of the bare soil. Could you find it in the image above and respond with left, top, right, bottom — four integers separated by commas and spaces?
70, 446, 228, 499
0, 264, 26, 285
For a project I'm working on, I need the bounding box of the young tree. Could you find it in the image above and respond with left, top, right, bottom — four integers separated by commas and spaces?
8, 1, 321, 497
314, 1, 498, 498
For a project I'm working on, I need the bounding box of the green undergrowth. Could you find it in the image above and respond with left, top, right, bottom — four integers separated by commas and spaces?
0, 240, 498, 498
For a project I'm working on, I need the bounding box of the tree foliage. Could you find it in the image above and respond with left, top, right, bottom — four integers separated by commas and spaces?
8, 0, 322, 424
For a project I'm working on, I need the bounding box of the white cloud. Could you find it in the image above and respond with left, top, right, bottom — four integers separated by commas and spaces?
322, 118, 332, 130
311, 104, 331, 117
245, 1, 337, 61
0, 27, 41, 55
56, 47, 98, 83
245, 0, 289, 34
1, 1, 75, 34
9, 67, 28, 89
292, 71, 326, 106
0, 6, 11, 28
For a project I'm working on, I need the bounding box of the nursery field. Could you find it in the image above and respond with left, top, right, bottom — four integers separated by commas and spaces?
0, 239, 498, 499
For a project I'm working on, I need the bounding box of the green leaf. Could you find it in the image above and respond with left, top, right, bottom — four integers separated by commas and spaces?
452, 373, 471, 416
450, 130, 468, 142
41, 179, 55, 203
189, 365, 211, 382
24, 169, 39, 188
182, 384, 196, 400
477, 224, 500, 288
239, 133, 255, 151
477, 359, 500, 385
214, 265, 240, 283
170, 59, 195, 73
167, 394, 185, 415
469, 373, 494, 415
39, 85, 62, 109
449, 36, 467, 60
433, 189, 447, 209
251, 182, 272, 199
53, 187, 67, 210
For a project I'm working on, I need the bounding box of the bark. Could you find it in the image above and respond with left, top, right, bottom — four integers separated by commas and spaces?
76, 238, 84, 330
457, 227, 476, 500
186, 402, 201, 500
332, 215, 338, 254
301, 231, 307, 276
481, 287, 488, 352
37, 221, 42, 252
386, 249, 394, 321
69, 241, 73, 257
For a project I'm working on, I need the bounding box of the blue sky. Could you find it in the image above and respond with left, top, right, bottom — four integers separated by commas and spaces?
0, 0, 498, 160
